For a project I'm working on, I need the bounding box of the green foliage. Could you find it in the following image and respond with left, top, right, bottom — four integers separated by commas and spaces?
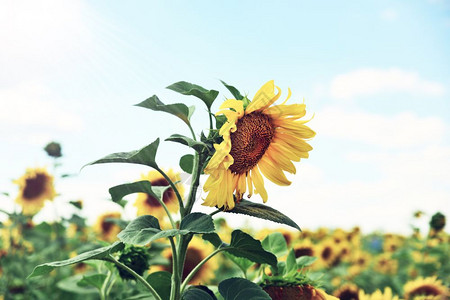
220, 80, 243, 100
166, 81, 219, 110
147, 271, 172, 300
179, 154, 194, 173
135, 95, 194, 126
117, 246, 151, 280
218, 278, 271, 300
182, 286, 217, 300
166, 134, 207, 152
261, 232, 288, 258
109, 180, 169, 204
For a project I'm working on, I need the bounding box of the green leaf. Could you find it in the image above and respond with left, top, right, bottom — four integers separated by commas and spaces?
166, 134, 207, 152
28, 242, 124, 278
285, 249, 297, 277
215, 115, 227, 130
218, 278, 271, 300
109, 181, 167, 204
225, 254, 255, 272
84, 139, 159, 169
77, 274, 107, 290
296, 256, 317, 268
227, 200, 300, 231
180, 213, 215, 234
57, 275, 98, 295
135, 95, 192, 125
226, 230, 277, 268
167, 81, 219, 109
202, 233, 223, 248
180, 154, 194, 174
182, 286, 217, 300
220, 80, 243, 100
261, 232, 288, 258
147, 271, 172, 300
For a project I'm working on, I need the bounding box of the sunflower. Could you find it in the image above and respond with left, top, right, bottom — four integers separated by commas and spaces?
403, 276, 448, 300
13, 167, 56, 215
358, 287, 400, 300
292, 238, 317, 259
203, 80, 315, 210
315, 239, 338, 269
263, 284, 338, 300
134, 169, 184, 219
348, 250, 371, 277
333, 284, 360, 300
373, 253, 398, 275
93, 212, 122, 242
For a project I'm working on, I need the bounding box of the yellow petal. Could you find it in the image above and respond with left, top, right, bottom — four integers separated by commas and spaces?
265, 146, 296, 174
246, 172, 253, 198
264, 103, 306, 119
246, 81, 281, 114
251, 166, 268, 202
219, 99, 244, 118
258, 156, 291, 186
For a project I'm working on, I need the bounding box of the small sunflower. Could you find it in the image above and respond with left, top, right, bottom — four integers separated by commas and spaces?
134, 169, 184, 219
373, 253, 398, 275
292, 238, 317, 259
316, 239, 337, 269
263, 284, 338, 300
333, 284, 360, 300
13, 167, 56, 215
93, 212, 122, 242
403, 276, 448, 300
359, 287, 400, 300
203, 80, 315, 210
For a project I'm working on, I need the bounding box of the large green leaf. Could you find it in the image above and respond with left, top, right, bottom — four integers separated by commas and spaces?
202, 232, 223, 248
84, 139, 159, 169
28, 242, 124, 278
226, 230, 277, 268
179, 154, 194, 174
220, 80, 243, 100
227, 200, 300, 231
182, 286, 217, 300
165, 134, 207, 152
218, 278, 271, 300
167, 81, 219, 109
296, 256, 317, 268
77, 274, 107, 290
147, 271, 172, 300
109, 181, 170, 205
284, 249, 297, 277
135, 95, 193, 126
180, 213, 215, 233
261, 232, 288, 258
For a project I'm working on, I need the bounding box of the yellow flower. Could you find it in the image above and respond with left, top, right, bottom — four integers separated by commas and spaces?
403, 276, 448, 300
134, 169, 184, 219
374, 253, 398, 275
13, 167, 56, 215
359, 287, 400, 300
203, 80, 315, 210
93, 212, 122, 242
263, 284, 338, 300
292, 238, 317, 259
333, 284, 360, 300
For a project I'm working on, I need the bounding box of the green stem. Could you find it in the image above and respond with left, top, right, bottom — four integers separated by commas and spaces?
100, 269, 113, 300
207, 109, 213, 138
169, 237, 180, 300
183, 153, 205, 217
157, 193, 177, 229
108, 255, 162, 300
188, 123, 197, 141
209, 209, 221, 217
180, 247, 228, 292
155, 166, 185, 216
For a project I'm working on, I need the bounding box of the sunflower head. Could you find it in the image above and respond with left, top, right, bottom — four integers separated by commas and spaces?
333, 284, 360, 300
44, 141, 62, 158
358, 287, 400, 300
203, 81, 315, 210
13, 167, 56, 215
403, 276, 448, 300
117, 246, 150, 280
429, 212, 446, 232
93, 212, 122, 242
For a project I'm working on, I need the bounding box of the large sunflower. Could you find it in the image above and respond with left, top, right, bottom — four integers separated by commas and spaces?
13, 167, 56, 215
134, 169, 184, 219
403, 276, 448, 300
203, 80, 315, 210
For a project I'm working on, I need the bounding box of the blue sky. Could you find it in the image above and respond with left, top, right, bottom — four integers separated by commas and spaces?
1, 0, 449, 233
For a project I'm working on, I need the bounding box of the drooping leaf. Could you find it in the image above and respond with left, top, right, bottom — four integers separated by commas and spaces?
182, 286, 217, 300
147, 271, 172, 300
296, 256, 317, 268
227, 200, 300, 231
135, 95, 193, 125
109, 181, 158, 203
77, 274, 107, 290
220, 80, 243, 100
218, 278, 271, 300
261, 232, 288, 258
84, 139, 160, 169
180, 213, 215, 234
226, 230, 277, 268
28, 242, 124, 278
165, 134, 207, 152
202, 232, 223, 248
224, 253, 255, 272
180, 154, 194, 174
167, 81, 219, 109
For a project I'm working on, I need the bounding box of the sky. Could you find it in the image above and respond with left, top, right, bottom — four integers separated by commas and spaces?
1, 0, 449, 234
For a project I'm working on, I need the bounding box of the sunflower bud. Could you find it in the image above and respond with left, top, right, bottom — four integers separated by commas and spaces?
44, 142, 62, 158
429, 212, 446, 232
117, 246, 150, 280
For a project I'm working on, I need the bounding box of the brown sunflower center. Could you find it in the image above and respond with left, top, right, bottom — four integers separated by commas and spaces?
101, 218, 114, 233
23, 174, 47, 199
410, 285, 442, 297
337, 289, 359, 300
229, 112, 275, 174
145, 178, 173, 207
321, 247, 332, 260
295, 247, 314, 258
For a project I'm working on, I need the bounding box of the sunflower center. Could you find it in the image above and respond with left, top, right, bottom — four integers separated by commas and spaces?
322, 247, 332, 260
145, 178, 173, 207
337, 289, 359, 300
23, 174, 47, 199
295, 247, 314, 258
229, 112, 275, 174
410, 285, 441, 297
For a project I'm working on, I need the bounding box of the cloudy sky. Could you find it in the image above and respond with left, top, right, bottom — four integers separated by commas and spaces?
1, 1, 449, 234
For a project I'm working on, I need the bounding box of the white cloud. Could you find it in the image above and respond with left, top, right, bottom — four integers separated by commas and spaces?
330, 68, 445, 99
313, 106, 445, 148
380, 9, 398, 21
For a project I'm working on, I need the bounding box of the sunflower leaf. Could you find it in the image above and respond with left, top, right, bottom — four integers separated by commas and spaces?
109, 181, 159, 203
146, 271, 172, 300
28, 242, 124, 278
84, 139, 159, 169
77, 274, 107, 290
180, 213, 215, 234
296, 256, 317, 268
179, 154, 194, 174
166, 81, 219, 110
261, 232, 288, 258
182, 286, 217, 300
202, 232, 223, 248
285, 249, 297, 277
227, 199, 301, 231
218, 277, 271, 300
135, 95, 192, 125
165, 134, 207, 152
220, 80, 243, 100
226, 230, 277, 268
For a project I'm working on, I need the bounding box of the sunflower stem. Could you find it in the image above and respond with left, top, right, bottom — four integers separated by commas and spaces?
209, 209, 222, 216
100, 269, 112, 300
207, 108, 213, 138
157, 195, 177, 230
155, 166, 185, 216
169, 236, 180, 300
108, 255, 162, 300
188, 123, 197, 141
175, 234, 193, 298
183, 152, 205, 217
180, 247, 229, 293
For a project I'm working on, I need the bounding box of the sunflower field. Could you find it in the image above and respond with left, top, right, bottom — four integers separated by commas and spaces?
1, 81, 449, 300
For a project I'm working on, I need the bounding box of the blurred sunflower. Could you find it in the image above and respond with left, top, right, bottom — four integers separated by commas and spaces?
316, 239, 337, 268
203, 80, 315, 210
374, 253, 398, 275
403, 276, 448, 300
383, 235, 403, 252
348, 250, 372, 277
359, 287, 399, 300
263, 284, 338, 300
333, 283, 360, 300
13, 167, 56, 215
134, 169, 184, 219
152, 236, 217, 285
93, 212, 122, 242
292, 238, 316, 259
